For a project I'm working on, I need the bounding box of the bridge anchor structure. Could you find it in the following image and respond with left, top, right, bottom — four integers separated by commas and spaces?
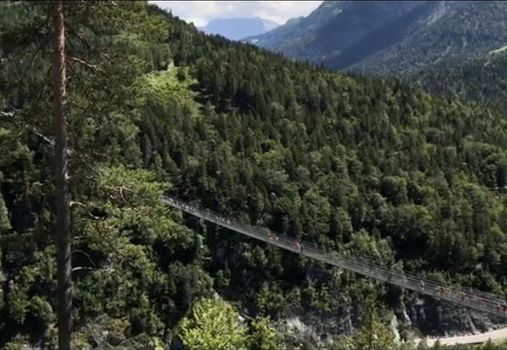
162, 196, 507, 318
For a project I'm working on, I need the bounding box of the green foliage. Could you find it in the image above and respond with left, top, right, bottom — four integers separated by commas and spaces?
180, 298, 281, 350
0, 189, 10, 231
412, 52, 507, 114
333, 301, 397, 350
2, 1, 507, 348
249, 316, 281, 350
480, 339, 507, 350
352, 302, 397, 350
72, 164, 213, 342
180, 297, 249, 350
0, 3, 210, 346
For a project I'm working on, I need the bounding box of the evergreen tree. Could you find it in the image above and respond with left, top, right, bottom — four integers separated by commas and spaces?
180, 298, 249, 350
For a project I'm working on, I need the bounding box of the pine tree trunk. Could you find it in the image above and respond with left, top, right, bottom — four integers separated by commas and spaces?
52, 1, 72, 348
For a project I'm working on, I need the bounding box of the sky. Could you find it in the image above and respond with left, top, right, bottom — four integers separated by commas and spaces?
151, 1, 323, 27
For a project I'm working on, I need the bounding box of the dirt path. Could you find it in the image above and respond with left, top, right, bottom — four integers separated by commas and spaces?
420, 326, 507, 347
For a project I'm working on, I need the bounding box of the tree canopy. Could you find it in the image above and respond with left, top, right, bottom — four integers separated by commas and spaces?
1, 1, 507, 348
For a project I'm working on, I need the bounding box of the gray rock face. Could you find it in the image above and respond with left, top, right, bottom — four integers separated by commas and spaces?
274, 294, 506, 346
402, 296, 506, 337
277, 307, 354, 348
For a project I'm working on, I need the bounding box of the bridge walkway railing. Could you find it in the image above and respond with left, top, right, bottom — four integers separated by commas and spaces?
162, 196, 507, 318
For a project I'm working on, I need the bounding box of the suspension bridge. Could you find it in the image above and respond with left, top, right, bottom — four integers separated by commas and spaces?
162, 196, 507, 318
11, 119, 507, 319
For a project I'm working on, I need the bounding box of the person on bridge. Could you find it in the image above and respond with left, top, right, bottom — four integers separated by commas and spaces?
295, 241, 303, 253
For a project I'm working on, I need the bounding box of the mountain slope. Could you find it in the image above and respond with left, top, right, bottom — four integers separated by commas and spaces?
248, 1, 427, 65
411, 50, 507, 112
2, 2, 507, 348
353, 1, 507, 74
249, 1, 507, 74
201, 17, 278, 40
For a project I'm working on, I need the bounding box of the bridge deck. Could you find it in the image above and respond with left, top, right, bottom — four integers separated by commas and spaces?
162, 196, 507, 318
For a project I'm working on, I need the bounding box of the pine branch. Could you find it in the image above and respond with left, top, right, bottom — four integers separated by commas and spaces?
69, 56, 104, 72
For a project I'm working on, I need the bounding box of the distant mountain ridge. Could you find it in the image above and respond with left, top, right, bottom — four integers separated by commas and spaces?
247, 1, 507, 74
201, 17, 279, 41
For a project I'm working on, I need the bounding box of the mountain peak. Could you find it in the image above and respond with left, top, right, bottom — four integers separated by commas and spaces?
248, 0, 507, 74
201, 17, 279, 41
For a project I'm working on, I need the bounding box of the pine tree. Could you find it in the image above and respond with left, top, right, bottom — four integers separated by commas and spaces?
51, 1, 72, 348
180, 298, 249, 350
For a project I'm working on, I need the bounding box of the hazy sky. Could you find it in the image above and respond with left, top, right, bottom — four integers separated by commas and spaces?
151, 1, 323, 27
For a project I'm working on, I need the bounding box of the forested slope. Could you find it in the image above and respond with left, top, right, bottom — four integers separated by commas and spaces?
1, 2, 507, 348
351, 1, 507, 74
411, 52, 507, 113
